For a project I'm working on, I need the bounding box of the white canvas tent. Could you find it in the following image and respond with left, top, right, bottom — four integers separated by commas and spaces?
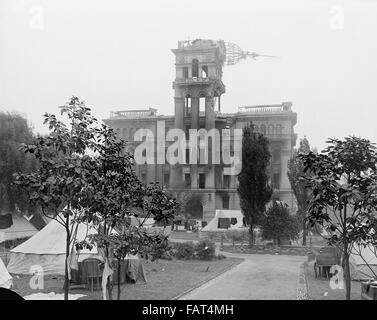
349, 244, 377, 280
7, 215, 147, 284
7, 218, 101, 275
0, 257, 12, 289
201, 210, 247, 232
0, 213, 38, 243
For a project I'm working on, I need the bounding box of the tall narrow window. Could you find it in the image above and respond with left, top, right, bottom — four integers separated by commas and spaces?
164, 173, 170, 188
223, 175, 230, 188
268, 124, 275, 135
276, 124, 282, 135
273, 149, 280, 163
183, 66, 189, 79
123, 128, 128, 139
192, 59, 199, 78
201, 65, 208, 78
199, 173, 206, 189
129, 128, 134, 141
185, 95, 191, 116
185, 173, 191, 188
260, 124, 266, 135
273, 173, 280, 189
222, 195, 230, 209
199, 95, 206, 113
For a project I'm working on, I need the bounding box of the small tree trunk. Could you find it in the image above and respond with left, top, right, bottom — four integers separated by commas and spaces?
343, 251, 351, 300
248, 225, 254, 247
117, 258, 121, 300
107, 277, 113, 300
64, 214, 70, 301
105, 246, 113, 300
342, 205, 351, 300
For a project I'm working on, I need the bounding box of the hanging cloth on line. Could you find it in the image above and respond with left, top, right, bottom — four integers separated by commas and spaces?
218, 218, 231, 229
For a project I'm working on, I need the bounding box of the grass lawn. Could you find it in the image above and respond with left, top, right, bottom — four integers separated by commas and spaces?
305, 260, 362, 300
12, 257, 243, 300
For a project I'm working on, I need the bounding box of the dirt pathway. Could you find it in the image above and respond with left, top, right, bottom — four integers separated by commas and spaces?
179, 253, 305, 300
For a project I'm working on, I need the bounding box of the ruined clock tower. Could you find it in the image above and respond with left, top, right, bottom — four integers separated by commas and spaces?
170, 39, 226, 198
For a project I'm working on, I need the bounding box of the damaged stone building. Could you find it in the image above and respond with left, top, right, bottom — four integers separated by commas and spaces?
104, 39, 297, 223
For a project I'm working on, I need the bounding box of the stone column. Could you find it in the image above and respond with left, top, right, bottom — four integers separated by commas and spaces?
171, 97, 185, 189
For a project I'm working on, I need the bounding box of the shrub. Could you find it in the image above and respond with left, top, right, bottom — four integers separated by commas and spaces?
167, 240, 218, 260
260, 201, 300, 245
171, 241, 196, 260
194, 240, 216, 260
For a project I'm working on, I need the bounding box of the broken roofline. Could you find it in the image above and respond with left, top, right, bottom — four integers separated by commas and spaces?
107, 102, 293, 120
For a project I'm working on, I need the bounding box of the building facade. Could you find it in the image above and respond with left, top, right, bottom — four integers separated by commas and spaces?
104, 39, 297, 223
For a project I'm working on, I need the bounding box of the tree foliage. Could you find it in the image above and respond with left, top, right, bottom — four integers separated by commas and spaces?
287, 137, 312, 245
0, 111, 38, 214
260, 201, 300, 245
237, 122, 273, 246
299, 136, 377, 300
14, 97, 99, 300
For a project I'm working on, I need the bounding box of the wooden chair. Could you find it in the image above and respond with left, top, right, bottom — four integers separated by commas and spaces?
314, 254, 339, 278
81, 258, 102, 291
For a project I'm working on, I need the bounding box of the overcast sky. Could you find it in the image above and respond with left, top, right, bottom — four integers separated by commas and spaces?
1, 0, 377, 151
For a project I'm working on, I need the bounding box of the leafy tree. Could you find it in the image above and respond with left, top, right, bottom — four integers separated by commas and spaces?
260, 201, 300, 245
0, 111, 38, 214
237, 122, 273, 246
74, 113, 179, 300
15, 97, 179, 300
299, 136, 377, 300
287, 137, 312, 245
182, 193, 203, 219
14, 97, 99, 300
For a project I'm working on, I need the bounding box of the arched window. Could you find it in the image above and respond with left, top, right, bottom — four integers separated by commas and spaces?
260, 124, 266, 135
276, 124, 282, 135
192, 59, 199, 78
183, 67, 189, 79
268, 124, 275, 135
122, 128, 128, 139
129, 128, 134, 140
